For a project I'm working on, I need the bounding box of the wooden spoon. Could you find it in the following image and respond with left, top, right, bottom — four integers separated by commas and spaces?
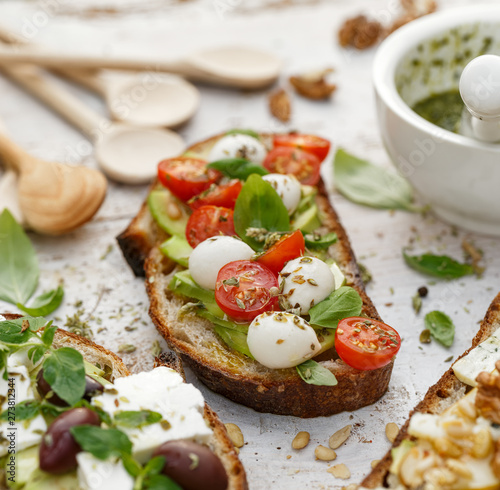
0, 129, 107, 235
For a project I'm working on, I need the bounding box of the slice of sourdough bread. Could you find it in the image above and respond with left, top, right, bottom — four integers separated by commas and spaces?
117, 132, 395, 418
359, 292, 500, 488
1, 314, 248, 490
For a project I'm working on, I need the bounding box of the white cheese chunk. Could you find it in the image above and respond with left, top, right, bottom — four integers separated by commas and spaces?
91, 366, 212, 463
453, 329, 500, 386
262, 173, 301, 214
408, 413, 446, 441
77, 452, 134, 490
0, 315, 5, 321
208, 133, 267, 165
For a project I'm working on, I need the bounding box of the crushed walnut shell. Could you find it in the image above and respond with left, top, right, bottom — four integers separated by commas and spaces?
475, 360, 500, 424
386, 0, 437, 36
289, 68, 336, 100
269, 88, 291, 122
338, 15, 382, 50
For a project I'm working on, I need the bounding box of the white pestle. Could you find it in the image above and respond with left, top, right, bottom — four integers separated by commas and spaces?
459, 54, 500, 143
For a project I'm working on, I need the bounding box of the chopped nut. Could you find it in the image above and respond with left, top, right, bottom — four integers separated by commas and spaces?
338, 15, 382, 49
475, 361, 500, 424
292, 431, 310, 450
327, 463, 351, 479
491, 438, 500, 479
371, 459, 380, 469
433, 437, 462, 458
289, 68, 336, 100
314, 445, 337, 461
225, 423, 244, 448
462, 237, 485, 276
329, 425, 352, 449
269, 88, 291, 122
472, 428, 494, 459
385, 422, 399, 443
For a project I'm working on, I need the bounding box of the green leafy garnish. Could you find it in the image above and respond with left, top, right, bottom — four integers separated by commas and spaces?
17, 286, 64, 316
233, 174, 290, 251
114, 410, 163, 429
42, 347, 86, 406
207, 158, 269, 180
403, 250, 474, 279
333, 149, 419, 212
144, 474, 182, 490
213, 325, 253, 359
303, 232, 338, 250
70, 425, 132, 460
424, 310, 455, 347
0, 400, 40, 422
225, 128, 260, 139
296, 360, 338, 386
0, 319, 35, 345
308, 286, 363, 329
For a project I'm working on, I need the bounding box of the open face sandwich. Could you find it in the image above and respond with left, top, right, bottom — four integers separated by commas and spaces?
117, 131, 402, 418
0, 313, 247, 490
360, 292, 500, 490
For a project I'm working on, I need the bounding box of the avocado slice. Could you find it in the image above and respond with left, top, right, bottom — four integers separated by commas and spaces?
160, 236, 193, 268
148, 189, 190, 237
23, 469, 78, 490
291, 204, 321, 233
6, 446, 38, 489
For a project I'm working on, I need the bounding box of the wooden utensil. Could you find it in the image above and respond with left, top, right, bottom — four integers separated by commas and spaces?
0, 45, 281, 89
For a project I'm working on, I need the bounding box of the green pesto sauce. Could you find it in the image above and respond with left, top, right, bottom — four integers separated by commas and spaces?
412, 90, 464, 133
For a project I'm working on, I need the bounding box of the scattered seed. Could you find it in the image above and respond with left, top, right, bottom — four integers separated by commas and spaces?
385, 422, 399, 443
314, 445, 337, 461
329, 425, 352, 449
420, 329, 431, 344
418, 286, 428, 297
327, 463, 351, 479
292, 431, 310, 450
118, 344, 136, 354
225, 423, 244, 448
286, 455, 292, 460
371, 459, 381, 468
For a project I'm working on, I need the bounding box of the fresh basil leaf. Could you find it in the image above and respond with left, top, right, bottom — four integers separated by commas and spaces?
296, 360, 338, 386
0, 320, 35, 345
309, 286, 363, 329
27, 345, 47, 365
225, 128, 260, 139
144, 456, 166, 477
0, 209, 39, 305
403, 250, 474, 279
303, 232, 338, 250
41, 323, 57, 348
213, 325, 253, 359
121, 453, 143, 478
207, 158, 269, 180
0, 400, 40, 421
145, 474, 182, 490
233, 174, 290, 251
70, 425, 132, 460
114, 410, 163, 429
43, 347, 86, 406
424, 310, 455, 347
17, 286, 64, 316
333, 149, 419, 212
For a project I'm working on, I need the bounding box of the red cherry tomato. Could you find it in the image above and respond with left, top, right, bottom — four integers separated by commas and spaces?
215, 260, 278, 322
263, 147, 321, 185
158, 157, 220, 202
256, 230, 305, 275
188, 179, 243, 210
335, 317, 401, 371
186, 205, 235, 248
274, 134, 331, 162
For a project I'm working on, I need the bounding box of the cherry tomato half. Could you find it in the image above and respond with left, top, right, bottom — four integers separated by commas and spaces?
256, 230, 305, 275
335, 317, 401, 371
274, 134, 331, 162
186, 205, 235, 248
158, 157, 220, 202
263, 147, 321, 186
215, 260, 279, 322
188, 179, 243, 210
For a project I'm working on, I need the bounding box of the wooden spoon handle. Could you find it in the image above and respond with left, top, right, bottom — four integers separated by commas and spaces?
0, 130, 35, 173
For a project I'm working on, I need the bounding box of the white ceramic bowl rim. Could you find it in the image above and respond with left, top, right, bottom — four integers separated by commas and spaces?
373, 4, 500, 151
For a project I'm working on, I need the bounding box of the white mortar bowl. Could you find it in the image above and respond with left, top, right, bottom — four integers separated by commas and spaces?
373, 5, 500, 235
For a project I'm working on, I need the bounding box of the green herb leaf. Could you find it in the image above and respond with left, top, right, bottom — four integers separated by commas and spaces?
0, 209, 39, 305
19, 316, 50, 332
333, 149, 419, 212
403, 250, 474, 280
233, 174, 290, 251
43, 347, 86, 406
0, 400, 40, 421
309, 286, 363, 329
303, 232, 338, 250
144, 474, 182, 490
225, 128, 260, 139
143, 456, 166, 477
41, 323, 57, 348
28, 345, 47, 365
114, 410, 163, 429
17, 286, 64, 316
207, 158, 269, 180
213, 325, 253, 359
296, 360, 338, 386
0, 319, 35, 345
0, 344, 8, 380
121, 453, 143, 478
70, 425, 132, 460
424, 311, 455, 347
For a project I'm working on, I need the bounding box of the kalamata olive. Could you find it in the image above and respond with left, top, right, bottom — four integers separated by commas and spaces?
36, 369, 104, 406
39, 407, 100, 474
152, 440, 228, 490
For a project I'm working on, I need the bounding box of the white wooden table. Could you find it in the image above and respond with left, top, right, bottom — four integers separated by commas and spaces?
1, 1, 499, 488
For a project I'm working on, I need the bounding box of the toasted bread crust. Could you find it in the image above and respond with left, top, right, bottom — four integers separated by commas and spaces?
360, 292, 500, 489
118, 132, 395, 418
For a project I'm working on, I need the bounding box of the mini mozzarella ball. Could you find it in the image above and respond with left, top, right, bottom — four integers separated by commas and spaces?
279, 256, 335, 314
247, 311, 321, 369
189, 236, 254, 290
208, 134, 267, 165
262, 173, 301, 214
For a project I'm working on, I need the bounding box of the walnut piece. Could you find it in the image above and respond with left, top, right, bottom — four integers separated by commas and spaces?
289, 69, 336, 100
387, 0, 437, 35
492, 439, 500, 479
475, 360, 500, 424
338, 15, 382, 50
269, 88, 291, 122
